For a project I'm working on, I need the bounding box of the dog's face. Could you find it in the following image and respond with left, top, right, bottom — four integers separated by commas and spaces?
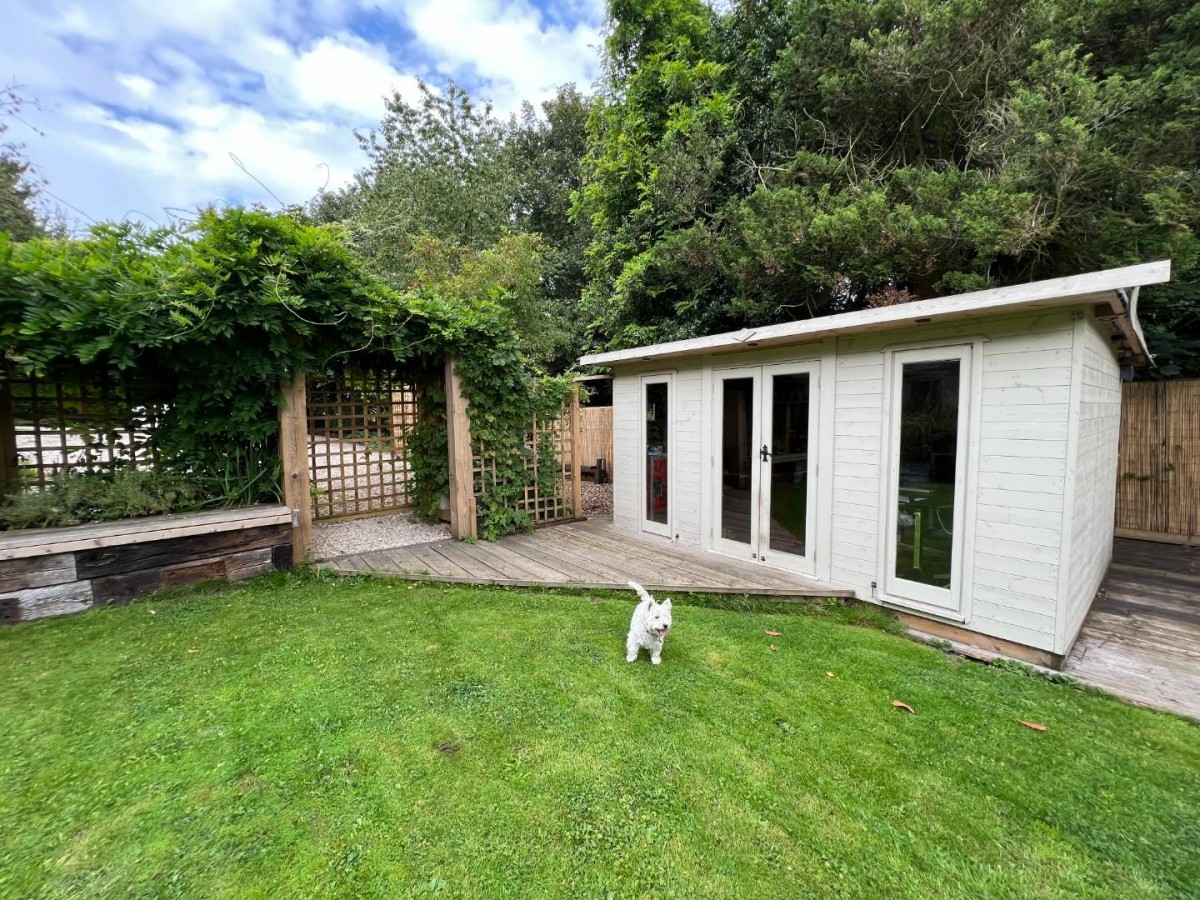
643, 597, 672, 639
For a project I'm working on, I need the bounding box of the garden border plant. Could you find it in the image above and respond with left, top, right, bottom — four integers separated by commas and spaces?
0, 208, 574, 538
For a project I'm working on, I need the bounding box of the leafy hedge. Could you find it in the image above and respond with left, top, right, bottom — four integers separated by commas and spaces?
0, 208, 573, 537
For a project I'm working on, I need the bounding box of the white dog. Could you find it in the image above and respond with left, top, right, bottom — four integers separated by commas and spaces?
626, 581, 672, 665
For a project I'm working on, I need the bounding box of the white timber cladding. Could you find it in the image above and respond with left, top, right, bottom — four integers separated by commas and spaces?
603, 305, 1125, 655
593, 259, 1169, 655
839, 311, 1075, 650
1058, 311, 1122, 654
611, 373, 641, 535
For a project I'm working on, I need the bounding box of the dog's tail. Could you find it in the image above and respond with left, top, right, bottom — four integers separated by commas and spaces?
627, 580, 654, 605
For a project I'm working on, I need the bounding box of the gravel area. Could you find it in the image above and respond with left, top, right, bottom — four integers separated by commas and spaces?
312, 512, 450, 561
582, 481, 613, 517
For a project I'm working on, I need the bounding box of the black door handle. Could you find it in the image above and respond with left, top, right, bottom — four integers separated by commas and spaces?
760, 444, 771, 462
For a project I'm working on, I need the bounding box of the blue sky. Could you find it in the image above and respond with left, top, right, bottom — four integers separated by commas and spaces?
2, 0, 606, 228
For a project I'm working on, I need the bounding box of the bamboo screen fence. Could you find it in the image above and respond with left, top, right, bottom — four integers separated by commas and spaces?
1116, 379, 1200, 539
305, 367, 420, 521
577, 406, 613, 474
0, 368, 163, 493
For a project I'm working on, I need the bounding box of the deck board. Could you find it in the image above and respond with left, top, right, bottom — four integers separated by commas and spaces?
1065, 539, 1200, 721
325, 518, 848, 598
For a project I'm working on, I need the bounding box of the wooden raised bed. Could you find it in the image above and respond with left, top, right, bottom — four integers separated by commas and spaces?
0, 505, 294, 624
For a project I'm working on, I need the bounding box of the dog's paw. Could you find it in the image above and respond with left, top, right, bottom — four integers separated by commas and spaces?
626, 653, 638, 663
651, 656, 662, 665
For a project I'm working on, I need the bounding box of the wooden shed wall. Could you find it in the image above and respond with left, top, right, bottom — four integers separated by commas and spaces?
607, 307, 1113, 656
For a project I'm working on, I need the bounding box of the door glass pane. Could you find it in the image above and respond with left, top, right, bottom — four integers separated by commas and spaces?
895, 360, 961, 587
645, 382, 669, 525
769, 373, 810, 557
720, 378, 754, 543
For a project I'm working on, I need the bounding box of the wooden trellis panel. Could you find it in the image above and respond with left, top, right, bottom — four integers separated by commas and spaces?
1116, 379, 1200, 539
1, 368, 162, 493
306, 368, 419, 521
472, 405, 579, 527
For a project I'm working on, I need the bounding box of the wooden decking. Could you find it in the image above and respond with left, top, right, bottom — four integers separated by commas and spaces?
1065, 539, 1200, 721
326, 518, 850, 598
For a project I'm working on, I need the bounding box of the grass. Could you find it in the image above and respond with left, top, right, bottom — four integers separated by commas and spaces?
2, 575, 1198, 898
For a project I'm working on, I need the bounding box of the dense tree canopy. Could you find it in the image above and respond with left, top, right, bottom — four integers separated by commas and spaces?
577, 0, 1200, 375
310, 81, 593, 373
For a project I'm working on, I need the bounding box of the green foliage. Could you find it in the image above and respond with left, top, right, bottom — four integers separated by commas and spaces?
0, 209, 411, 504
312, 80, 592, 374
0, 469, 206, 531
1, 206, 568, 538
579, 0, 1200, 375
400, 291, 576, 539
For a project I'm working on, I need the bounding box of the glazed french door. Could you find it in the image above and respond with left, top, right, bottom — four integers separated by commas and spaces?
713, 362, 818, 575
884, 346, 972, 617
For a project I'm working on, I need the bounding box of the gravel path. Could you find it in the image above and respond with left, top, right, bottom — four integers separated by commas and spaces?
582, 481, 612, 517
313, 512, 450, 561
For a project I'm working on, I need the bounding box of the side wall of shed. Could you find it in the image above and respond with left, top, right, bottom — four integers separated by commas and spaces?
828, 311, 1076, 652
1058, 312, 1122, 654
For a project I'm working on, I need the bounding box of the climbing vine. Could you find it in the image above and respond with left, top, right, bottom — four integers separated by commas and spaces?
1, 208, 576, 538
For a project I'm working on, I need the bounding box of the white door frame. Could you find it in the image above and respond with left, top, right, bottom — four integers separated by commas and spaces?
709, 361, 820, 576
640, 373, 674, 538
758, 361, 820, 577
881, 344, 975, 618
711, 366, 762, 561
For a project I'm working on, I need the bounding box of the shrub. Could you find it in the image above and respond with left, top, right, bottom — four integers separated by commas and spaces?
0, 470, 206, 531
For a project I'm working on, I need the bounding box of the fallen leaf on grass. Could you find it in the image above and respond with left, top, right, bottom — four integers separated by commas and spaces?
187, 649, 199, 654
826, 671, 836, 678
765, 630, 782, 637
769, 644, 777, 652
891, 700, 915, 714
1018, 720, 1047, 731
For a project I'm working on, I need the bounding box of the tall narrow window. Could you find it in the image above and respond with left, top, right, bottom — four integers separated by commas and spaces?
720, 377, 754, 543
894, 360, 961, 588
645, 382, 669, 525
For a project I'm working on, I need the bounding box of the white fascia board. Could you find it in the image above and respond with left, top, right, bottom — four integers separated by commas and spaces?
580, 260, 1171, 367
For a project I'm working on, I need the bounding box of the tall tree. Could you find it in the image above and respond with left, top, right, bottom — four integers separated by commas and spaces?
509, 84, 595, 371
0, 86, 45, 241
579, 0, 1200, 374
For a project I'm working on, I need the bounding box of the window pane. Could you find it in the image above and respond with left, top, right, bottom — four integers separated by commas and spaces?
720, 378, 754, 543
768, 372, 809, 557
894, 360, 961, 587
645, 382, 669, 525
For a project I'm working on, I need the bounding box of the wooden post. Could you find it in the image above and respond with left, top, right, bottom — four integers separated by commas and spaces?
0, 375, 18, 499
570, 385, 583, 518
445, 356, 476, 540
278, 369, 313, 566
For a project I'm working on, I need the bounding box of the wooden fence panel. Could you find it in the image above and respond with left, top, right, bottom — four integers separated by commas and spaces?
1116, 379, 1200, 539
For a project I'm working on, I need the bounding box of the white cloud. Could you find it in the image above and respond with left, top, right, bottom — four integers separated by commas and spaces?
385, 0, 603, 112
0, 0, 605, 227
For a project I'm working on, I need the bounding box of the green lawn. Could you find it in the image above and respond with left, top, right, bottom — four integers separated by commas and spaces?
2, 575, 1198, 898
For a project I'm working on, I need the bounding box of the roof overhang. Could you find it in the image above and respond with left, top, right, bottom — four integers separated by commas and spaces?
579, 261, 1170, 369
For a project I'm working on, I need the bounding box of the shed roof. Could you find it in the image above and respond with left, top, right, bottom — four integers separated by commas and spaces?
579, 261, 1170, 368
